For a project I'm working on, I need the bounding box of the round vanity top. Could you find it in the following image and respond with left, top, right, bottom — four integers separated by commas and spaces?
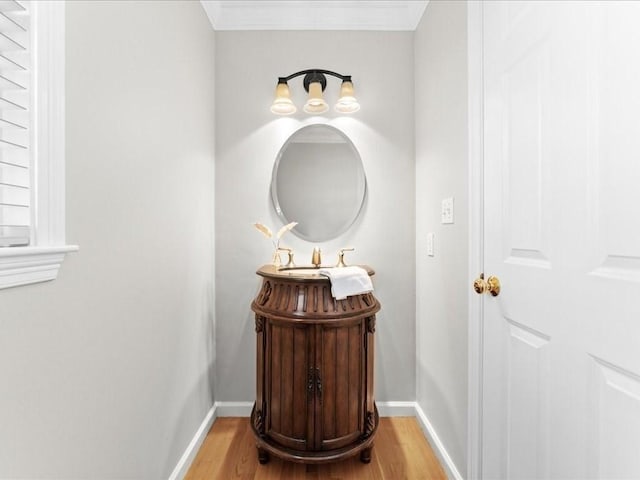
257, 264, 375, 282
253, 264, 379, 320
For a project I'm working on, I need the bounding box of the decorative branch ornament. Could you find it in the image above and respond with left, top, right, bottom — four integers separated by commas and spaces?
253, 221, 298, 266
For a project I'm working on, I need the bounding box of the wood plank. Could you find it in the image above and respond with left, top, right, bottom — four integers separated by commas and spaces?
185, 417, 447, 480
292, 326, 307, 440
183, 417, 239, 480
217, 418, 261, 479
270, 325, 282, 432
321, 327, 336, 441
335, 326, 350, 437
280, 326, 294, 437
347, 324, 361, 433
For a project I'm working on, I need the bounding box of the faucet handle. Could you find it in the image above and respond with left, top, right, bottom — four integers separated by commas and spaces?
278, 247, 295, 268
336, 247, 355, 267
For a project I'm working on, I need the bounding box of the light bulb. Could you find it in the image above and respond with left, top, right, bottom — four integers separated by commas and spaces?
303, 81, 329, 114
270, 82, 296, 115
334, 80, 360, 113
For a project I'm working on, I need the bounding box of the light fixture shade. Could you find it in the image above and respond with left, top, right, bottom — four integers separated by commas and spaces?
270, 82, 296, 115
303, 81, 329, 114
334, 80, 360, 113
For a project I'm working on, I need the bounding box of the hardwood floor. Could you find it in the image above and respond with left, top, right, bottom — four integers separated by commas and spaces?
184, 417, 447, 479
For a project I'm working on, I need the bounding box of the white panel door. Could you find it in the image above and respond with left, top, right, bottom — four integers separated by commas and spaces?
481, 2, 640, 478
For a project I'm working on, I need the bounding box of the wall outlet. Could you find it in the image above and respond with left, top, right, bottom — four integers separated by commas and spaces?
441, 197, 454, 224
427, 233, 434, 256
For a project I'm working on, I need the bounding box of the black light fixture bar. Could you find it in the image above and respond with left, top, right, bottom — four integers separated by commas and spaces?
278, 69, 352, 92
271, 68, 360, 115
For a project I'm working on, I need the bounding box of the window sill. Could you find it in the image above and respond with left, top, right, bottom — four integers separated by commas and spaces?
0, 245, 79, 290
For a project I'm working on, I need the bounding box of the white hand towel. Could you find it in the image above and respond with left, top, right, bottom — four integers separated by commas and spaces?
317, 266, 374, 300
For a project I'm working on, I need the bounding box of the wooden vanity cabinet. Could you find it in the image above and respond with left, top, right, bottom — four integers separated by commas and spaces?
251, 265, 381, 465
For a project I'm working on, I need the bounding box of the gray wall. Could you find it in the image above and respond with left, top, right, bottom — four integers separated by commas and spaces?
0, 2, 216, 478
415, 1, 469, 477
0, 3, 474, 477
214, 31, 416, 403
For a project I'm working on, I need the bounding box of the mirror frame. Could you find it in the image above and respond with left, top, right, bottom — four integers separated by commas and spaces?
270, 124, 367, 242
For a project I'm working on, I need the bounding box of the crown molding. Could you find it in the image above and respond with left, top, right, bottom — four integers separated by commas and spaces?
200, 1, 428, 31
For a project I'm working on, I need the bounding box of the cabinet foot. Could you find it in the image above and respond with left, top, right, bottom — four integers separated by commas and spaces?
257, 447, 270, 464
360, 447, 372, 464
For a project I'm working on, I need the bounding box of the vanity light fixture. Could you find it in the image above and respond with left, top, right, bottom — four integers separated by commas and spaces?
270, 69, 360, 115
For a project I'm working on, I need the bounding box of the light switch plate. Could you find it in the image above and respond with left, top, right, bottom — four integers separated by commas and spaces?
441, 197, 454, 224
427, 233, 434, 256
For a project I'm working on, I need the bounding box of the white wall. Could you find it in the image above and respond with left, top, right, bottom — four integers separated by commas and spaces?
415, 1, 469, 477
0, 2, 216, 478
214, 31, 416, 403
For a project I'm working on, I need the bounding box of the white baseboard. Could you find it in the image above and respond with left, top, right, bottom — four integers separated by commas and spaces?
213, 400, 418, 418
169, 401, 464, 480
167, 404, 217, 480
168, 401, 254, 480
414, 403, 464, 480
376, 400, 416, 417
214, 401, 253, 417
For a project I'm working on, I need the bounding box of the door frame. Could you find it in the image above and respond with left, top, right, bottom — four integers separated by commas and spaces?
467, 2, 484, 479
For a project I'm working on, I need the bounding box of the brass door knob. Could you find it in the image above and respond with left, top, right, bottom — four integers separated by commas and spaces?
473, 274, 501, 297
473, 275, 487, 294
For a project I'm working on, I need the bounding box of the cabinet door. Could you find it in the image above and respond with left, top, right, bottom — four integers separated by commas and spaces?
265, 319, 314, 452
315, 319, 366, 451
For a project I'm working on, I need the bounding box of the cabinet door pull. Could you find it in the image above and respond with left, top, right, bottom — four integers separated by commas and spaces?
316, 367, 322, 403
307, 367, 315, 400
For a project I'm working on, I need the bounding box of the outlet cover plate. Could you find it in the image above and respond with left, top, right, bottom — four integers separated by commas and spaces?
441, 197, 454, 224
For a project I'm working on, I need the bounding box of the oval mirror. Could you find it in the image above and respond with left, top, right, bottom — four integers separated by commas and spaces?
271, 125, 366, 242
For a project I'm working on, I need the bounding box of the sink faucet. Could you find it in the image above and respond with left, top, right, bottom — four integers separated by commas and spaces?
336, 247, 355, 267
311, 247, 322, 267
278, 247, 295, 268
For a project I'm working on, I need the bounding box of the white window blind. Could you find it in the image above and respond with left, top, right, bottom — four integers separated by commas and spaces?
0, 1, 76, 290
0, 0, 29, 247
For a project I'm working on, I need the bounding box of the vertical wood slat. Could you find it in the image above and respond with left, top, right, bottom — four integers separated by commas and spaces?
322, 285, 330, 312
348, 323, 362, 433
270, 324, 282, 433
280, 326, 294, 437
322, 327, 337, 442
255, 316, 265, 433
263, 318, 271, 433
313, 286, 318, 312
292, 327, 307, 441
335, 326, 350, 437
311, 324, 319, 451
293, 285, 300, 312
274, 283, 284, 311
365, 319, 375, 415
283, 284, 291, 311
